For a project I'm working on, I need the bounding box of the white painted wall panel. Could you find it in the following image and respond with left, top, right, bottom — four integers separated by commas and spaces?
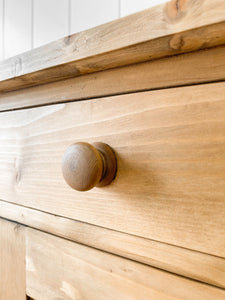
33, 0, 69, 48
70, 0, 119, 34
0, 0, 3, 60
121, 0, 168, 17
4, 0, 32, 59
1, 0, 167, 60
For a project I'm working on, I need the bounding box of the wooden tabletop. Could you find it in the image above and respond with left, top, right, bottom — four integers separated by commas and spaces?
0, 0, 225, 93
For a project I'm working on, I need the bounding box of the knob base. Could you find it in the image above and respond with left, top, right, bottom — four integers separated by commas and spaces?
94, 143, 117, 187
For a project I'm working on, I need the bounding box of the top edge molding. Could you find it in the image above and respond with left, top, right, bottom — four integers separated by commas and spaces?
0, 0, 225, 93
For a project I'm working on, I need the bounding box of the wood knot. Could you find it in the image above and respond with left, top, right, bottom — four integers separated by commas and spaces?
14, 223, 21, 233
170, 34, 185, 50
11, 57, 23, 77
14, 157, 22, 184
64, 35, 71, 45
170, 32, 205, 51
64, 35, 79, 55
165, 0, 190, 22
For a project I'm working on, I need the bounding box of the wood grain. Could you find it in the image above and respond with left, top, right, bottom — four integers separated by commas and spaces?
26, 228, 225, 300
1, 200, 225, 289
0, 0, 225, 92
0, 82, 225, 257
0, 218, 26, 300
0, 45, 224, 111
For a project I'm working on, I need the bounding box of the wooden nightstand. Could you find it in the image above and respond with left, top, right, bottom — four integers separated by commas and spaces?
0, 0, 225, 299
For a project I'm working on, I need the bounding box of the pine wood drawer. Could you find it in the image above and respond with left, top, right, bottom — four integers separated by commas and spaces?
2, 215, 224, 299
0, 82, 225, 258
26, 228, 225, 300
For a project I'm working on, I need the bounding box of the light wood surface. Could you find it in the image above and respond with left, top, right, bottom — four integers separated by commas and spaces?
0, 45, 224, 111
0, 218, 26, 300
0, 82, 225, 258
2, 82, 225, 258
26, 228, 225, 300
0, 0, 225, 92
1, 200, 225, 289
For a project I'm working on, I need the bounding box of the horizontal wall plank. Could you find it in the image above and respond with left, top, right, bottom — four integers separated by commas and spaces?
0, 45, 224, 111
0, 0, 225, 92
0, 83, 225, 258
1, 200, 225, 289
26, 228, 225, 300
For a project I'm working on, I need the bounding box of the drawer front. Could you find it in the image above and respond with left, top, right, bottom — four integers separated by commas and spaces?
26, 228, 225, 300
0, 82, 225, 257
0, 218, 26, 300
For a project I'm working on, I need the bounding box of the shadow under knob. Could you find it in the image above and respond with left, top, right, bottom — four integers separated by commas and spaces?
62, 142, 117, 191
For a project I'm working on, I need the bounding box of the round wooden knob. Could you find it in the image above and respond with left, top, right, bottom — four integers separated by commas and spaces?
62, 142, 117, 191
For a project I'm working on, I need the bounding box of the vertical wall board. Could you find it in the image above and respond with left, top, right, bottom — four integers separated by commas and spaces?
0, 0, 3, 60
70, 0, 119, 34
120, 0, 168, 17
4, 0, 32, 59
33, 0, 69, 48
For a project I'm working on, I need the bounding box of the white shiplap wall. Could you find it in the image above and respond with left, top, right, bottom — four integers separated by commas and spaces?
0, 0, 3, 60
33, 0, 69, 48
0, 0, 167, 60
121, 0, 168, 16
4, 0, 32, 58
70, 0, 119, 34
